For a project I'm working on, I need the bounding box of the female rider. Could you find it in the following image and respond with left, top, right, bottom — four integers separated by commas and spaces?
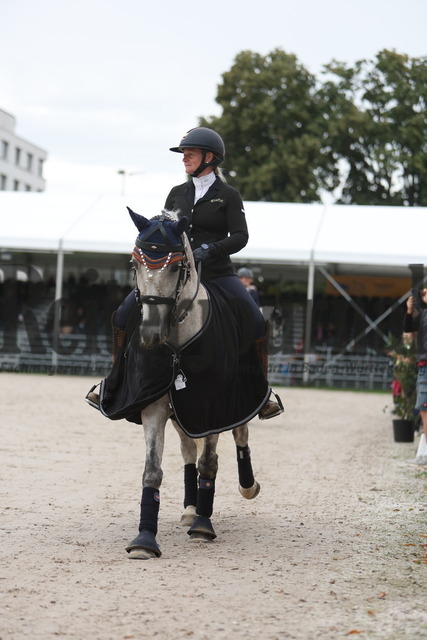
91, 127, 282, 420
163, 127, 282, 420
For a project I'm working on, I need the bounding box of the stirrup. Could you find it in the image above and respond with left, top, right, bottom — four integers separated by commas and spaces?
259, 391, 284, 420
85, 384, 100, 410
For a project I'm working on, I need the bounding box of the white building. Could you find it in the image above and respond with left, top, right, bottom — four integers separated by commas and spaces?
0, 108, 47, 192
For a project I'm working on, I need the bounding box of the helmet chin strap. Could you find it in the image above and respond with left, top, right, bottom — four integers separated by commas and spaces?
190, 151, 220, 177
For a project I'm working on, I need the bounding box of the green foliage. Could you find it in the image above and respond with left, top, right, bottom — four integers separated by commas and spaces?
385, 333, 418, 420
200, 48, 427, 205
199, 49, 338, 202
322, 50, 427, 205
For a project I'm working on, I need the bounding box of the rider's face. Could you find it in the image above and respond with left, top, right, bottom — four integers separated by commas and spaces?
182, 148, 214, 176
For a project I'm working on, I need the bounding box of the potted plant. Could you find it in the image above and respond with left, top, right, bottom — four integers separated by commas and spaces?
385, 333, 418, 442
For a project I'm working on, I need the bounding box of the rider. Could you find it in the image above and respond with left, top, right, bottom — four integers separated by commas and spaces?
164, 127, 282, 419
89, 127, 282, 420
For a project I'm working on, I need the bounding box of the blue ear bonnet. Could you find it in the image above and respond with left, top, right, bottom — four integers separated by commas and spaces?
127, 207, 189, 259
136, 220, 183, 259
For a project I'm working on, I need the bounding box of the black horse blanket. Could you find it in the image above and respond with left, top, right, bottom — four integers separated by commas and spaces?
98, 281, 269, 438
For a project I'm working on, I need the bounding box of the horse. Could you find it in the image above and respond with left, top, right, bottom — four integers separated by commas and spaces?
98, 208, 268, 559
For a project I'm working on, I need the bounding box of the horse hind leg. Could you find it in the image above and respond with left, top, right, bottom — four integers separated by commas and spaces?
172, 419, 198, 526
233, 424, 260, 500
187, 434, 219, 543
187, 478, 217, 542
180, 466, 198, 526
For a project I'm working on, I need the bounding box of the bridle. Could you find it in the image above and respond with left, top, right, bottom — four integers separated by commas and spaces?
132, 219, 200, 326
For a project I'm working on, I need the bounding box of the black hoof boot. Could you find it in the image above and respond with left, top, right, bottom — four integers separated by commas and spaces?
126, 529, 161, 557
187, 515, 217, 541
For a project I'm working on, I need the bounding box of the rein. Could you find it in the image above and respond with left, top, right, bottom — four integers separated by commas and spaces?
132, 220, 201, 325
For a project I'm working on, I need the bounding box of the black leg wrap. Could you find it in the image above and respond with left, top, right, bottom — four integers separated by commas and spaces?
196, 477, 215, 518
236, 445, 255, 489
126, 530, 162, 557
187, 515, 217, 540
184, 463, 198, 508
138, 487, 160, 536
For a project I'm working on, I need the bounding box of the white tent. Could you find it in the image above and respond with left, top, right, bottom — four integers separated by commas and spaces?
1, 192, 426, 268
1, 192, 426, 364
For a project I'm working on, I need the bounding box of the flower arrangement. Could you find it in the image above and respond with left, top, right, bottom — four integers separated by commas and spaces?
385, 333, 418, 421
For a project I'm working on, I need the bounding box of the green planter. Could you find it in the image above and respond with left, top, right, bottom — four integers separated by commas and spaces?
393, 419, 414, 443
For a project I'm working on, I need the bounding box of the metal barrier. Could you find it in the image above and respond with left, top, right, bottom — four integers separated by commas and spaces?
269, 353, 392, 390
0, 329, 112, 377
0, 326, 392, 390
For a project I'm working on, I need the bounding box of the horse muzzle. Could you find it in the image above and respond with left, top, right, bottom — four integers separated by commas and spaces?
139, 305, 171, 349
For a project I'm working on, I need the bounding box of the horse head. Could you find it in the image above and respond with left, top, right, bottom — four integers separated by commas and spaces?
129, 207, 191, 348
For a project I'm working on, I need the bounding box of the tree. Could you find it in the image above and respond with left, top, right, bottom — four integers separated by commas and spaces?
322, 50, 427, 206
200, 48, 427, 206
199, 49, 338, 203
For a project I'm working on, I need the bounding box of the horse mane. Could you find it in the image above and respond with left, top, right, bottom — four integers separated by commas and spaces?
150, 209, 180, 222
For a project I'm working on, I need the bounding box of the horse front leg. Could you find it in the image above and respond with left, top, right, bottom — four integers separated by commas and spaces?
187, 433, 219, 542
172, 419, 198, 526
126, 397, 169, 560
233, 423, 260, 499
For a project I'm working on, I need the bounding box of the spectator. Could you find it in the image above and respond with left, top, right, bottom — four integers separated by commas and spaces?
237, 267, 260, 307
403, 290, 427, 464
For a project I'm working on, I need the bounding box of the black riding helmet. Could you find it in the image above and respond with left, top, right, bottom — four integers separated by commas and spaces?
170, 127, 225, 177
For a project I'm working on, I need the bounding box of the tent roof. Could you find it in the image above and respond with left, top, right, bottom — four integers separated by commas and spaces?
0, 192, 426, 268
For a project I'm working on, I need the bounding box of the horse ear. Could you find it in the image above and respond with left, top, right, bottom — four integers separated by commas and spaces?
127, 206, 151, 232
175, 216, 189, 235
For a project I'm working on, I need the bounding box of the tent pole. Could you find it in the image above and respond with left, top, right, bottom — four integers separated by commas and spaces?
303, 258, 315, 384
51, 241, 64, 372
317, 265, 387, 342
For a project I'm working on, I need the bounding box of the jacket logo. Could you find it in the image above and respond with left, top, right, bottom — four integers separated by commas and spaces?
210, 198, 223, 203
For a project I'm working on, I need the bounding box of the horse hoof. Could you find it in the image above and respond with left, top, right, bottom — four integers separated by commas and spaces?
189, 532, 214, 543
127, 548, 157, 560
180, 505, 196, 526
126, 529, 162, 558
239, 481, 260, 500
187, 515, 217, 540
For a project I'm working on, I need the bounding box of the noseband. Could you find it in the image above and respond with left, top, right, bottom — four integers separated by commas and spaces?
132, 219, 197, 325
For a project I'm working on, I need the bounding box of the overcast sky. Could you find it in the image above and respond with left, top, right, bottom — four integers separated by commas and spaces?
2, 0, 426, 207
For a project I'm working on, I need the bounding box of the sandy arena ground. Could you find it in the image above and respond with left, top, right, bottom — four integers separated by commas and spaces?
1, 373, 426, 640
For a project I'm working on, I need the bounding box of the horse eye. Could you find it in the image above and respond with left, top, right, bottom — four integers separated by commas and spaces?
171, 262, 181, 273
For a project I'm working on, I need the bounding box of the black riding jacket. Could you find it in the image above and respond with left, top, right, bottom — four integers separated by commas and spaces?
164, 177, 248, 281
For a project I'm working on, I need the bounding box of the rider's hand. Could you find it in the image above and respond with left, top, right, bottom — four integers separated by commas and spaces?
192, 243, 217, 263
407, 295, 415, 315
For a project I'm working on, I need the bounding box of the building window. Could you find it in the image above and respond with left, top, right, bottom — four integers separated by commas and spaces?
25, 184, 32, 191
27, 153, 33, 171
1, 140, 8, 160
13, 180, 19, 191
0, 174, 6, 190
15, 147, 21, 166
38, 158, 44, 177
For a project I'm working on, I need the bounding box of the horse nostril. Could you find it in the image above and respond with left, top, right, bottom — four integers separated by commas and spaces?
141, 332, 162, 349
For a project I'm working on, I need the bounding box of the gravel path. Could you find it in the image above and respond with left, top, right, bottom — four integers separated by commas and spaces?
1, 373, 426, 639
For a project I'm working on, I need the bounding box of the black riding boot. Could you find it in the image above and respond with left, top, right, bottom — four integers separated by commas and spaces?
254, 326, 284, 420
85, 312, 125, 408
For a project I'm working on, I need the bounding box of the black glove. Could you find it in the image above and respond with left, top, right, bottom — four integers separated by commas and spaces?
192, 243, 217, 263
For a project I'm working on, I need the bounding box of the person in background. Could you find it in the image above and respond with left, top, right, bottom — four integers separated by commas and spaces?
404, 289, 427, 464
237, 267, 260, 307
